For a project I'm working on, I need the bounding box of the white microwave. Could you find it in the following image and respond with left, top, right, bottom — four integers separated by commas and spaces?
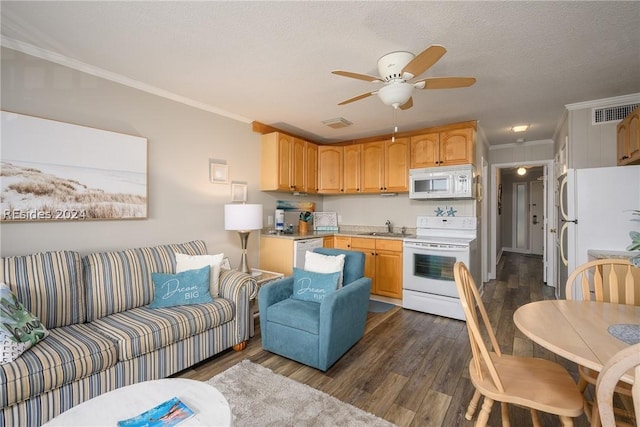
409, 164, 475, 199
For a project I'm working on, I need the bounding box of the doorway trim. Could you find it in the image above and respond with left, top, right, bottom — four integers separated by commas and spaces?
489, 159, 555, 286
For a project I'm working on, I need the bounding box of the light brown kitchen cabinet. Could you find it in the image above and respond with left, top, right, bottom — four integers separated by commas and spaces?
350, 237, 376, 286
333, 235, 351, 250
410, 125, 475, 168
384, 137, 410, 192
361, 138, 409, 193
318, 145, 343, 194
617, 106, 640, 165
260, 132, 308, 192
259, 236, 293, 275
343, 145, 361, 193
350, 237, 403, 298
322, 236, 334, 248
305, 141, 318, 193
361, 142, 385, 193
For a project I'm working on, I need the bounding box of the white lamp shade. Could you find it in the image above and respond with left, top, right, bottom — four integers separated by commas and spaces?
224, 204, 263, 231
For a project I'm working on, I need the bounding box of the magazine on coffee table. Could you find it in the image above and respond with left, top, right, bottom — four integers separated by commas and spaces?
117, 396, 195, 427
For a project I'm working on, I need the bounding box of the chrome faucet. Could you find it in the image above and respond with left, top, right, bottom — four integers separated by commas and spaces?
386, 220, 392, 233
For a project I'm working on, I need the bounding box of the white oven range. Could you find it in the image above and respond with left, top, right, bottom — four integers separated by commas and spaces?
402, 216, 479, 321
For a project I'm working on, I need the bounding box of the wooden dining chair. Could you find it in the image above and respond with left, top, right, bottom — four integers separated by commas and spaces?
595, 343, 640, 427
454, 262, 584, 427
565, 258, 639, 426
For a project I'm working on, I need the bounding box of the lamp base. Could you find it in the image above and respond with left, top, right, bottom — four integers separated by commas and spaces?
238, 231, 251, 273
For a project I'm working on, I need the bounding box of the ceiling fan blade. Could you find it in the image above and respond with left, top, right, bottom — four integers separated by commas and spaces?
332, 70, 382, 83
401, 45, 447, 79
417, 77, 477, 89
338, 91, 376, 105
399, 97, 413, 110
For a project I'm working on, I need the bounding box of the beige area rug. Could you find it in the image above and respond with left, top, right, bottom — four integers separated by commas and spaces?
207, 360, 396, 427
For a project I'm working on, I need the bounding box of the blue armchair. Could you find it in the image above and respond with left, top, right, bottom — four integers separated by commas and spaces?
258, 248, 372, 371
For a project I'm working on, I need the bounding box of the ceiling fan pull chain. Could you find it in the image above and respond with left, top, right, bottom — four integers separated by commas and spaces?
392, 107, 398, 143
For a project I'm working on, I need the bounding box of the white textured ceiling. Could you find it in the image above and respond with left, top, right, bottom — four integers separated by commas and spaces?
1, 1, 639, 145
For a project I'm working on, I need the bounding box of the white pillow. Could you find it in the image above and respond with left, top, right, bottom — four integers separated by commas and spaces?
304, 251, 346, 288
175, 252, 224, 297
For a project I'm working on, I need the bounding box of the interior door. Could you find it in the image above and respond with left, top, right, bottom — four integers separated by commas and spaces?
530, 180, 544, 255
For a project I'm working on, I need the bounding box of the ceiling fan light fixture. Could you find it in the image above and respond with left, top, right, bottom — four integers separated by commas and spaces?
377, 83, 414, 109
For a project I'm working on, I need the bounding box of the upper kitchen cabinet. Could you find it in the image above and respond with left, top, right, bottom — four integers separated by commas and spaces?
305, 142, 318, 193
617, 106, 640, 165
361, 138, 409, 193
343, 144, 361, 193
410, 123, 475, 168
318, 145, 344, 194
261, 132, 317, 192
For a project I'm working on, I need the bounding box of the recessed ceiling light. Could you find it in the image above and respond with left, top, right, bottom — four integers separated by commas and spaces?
322, 117, 352, 129
511, 124, 529, 132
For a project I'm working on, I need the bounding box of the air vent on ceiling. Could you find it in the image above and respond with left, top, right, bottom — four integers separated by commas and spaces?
322, 117, 352, 129
592, 103, 640, 125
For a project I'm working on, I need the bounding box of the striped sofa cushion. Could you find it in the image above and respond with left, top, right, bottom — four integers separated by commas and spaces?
0, 323, 118, 408
82, 240, 207, 321
89, 299, 234, 360
0, 251, 85, 328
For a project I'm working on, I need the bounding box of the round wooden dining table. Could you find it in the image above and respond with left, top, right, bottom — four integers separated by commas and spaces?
513, 300, 639, 384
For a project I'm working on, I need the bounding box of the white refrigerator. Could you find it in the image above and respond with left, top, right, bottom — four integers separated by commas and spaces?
557, 165, 640, 299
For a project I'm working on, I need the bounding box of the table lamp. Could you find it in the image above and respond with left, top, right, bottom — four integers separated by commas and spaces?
224, 204, 263, 273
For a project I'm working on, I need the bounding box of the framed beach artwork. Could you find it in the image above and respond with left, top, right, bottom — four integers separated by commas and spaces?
1, 111, 148, 222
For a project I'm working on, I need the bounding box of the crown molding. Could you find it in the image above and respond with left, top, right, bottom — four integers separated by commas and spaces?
1, 36, 253, 124
565, 93, 640, 111
489, 139, 553, 150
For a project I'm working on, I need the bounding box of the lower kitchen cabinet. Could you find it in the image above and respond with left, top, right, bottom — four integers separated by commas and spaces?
349, 237, 403, 299
333, 235, 351, 250
259, 236, 293, 275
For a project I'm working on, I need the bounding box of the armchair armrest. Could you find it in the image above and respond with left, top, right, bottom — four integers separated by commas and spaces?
318, 277, 372, 370
258, 276, 294, 325
219, 269, 257, 343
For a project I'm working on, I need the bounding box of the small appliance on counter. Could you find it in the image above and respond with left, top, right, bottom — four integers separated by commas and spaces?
275, 209, 285, 232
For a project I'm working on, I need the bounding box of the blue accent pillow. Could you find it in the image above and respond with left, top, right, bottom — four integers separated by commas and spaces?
149, 265, 213, 308
291, 267, 340, 303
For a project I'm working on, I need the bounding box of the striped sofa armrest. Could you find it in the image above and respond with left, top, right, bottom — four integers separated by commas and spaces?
218, 270, 257, 343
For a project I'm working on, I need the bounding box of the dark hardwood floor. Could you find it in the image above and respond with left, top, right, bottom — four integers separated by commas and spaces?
174, 252, 591, 426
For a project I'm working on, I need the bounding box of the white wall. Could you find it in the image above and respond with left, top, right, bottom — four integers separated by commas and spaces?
323, 195, 475, 231
0, 47, 327, 269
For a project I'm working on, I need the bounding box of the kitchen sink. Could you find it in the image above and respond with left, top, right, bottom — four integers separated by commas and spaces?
357, 232, 407, 238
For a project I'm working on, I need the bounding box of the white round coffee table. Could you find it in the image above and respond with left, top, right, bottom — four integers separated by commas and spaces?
42, 378, 233, 426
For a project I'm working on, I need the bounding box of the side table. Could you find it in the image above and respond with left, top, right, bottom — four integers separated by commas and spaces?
250, 268, 284, 337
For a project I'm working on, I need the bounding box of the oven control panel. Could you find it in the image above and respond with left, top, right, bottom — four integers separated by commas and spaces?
416, 216, 477, 230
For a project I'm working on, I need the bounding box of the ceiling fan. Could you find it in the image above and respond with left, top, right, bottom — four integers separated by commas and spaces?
332, 45, 476, 110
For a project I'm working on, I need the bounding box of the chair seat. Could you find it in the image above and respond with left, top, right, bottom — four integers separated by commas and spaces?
469, 353, 584, 417
266, 298, 321, 334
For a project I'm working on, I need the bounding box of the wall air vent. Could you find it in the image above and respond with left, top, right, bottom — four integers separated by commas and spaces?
592, 103, 640, 125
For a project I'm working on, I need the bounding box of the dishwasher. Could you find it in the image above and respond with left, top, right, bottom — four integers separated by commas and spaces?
293, 238, 324, 269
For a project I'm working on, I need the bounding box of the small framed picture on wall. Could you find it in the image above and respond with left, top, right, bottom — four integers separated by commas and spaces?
231, 181, 248, 202
209, 159, 228, 184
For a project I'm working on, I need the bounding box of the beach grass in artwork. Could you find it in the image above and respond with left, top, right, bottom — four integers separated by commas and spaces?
1, 111, 148, 222
1, 162, 146, 221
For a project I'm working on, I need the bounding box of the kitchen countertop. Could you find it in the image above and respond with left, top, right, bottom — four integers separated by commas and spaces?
260, 230, 416, 241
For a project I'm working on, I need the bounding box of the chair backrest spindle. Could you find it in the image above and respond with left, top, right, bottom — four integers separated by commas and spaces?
566, 259, 638, 305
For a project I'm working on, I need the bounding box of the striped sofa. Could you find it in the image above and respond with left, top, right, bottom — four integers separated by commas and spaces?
0, 240, 256, 427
